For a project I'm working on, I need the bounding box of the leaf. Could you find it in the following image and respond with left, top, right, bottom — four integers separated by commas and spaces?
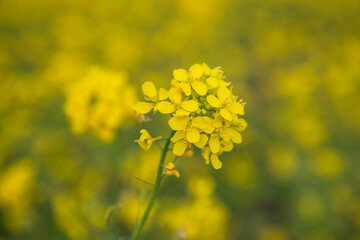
104, 203, 122, 228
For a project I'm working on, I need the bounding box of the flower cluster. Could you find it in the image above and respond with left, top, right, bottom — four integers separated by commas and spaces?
134, 63, 247, 169
64, 66, 137, 142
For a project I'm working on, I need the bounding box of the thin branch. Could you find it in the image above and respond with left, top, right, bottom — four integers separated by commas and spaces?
155, 141, 163, 150
130, 130, 176, 240
133, 176, 154, 186
173, 156, 179, 163
157, 138, 169, 141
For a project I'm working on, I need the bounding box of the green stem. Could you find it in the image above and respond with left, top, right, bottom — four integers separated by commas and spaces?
131, 130, 175, 240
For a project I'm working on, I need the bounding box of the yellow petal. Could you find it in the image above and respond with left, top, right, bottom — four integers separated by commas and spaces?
174, 108, 190, 116
191, 117, 208, 129
189, 63, 203, 78
210, 154, 222, 169
180, 83, 192, 96
219, 80, 231, 87
206, 95, 221, 108
220, 140, 233, 152
181, 100, 199, 112
173, 139, 188, 156
173, 69, 188, 81
194, 134, 208, 148
171, 130, 186, 142
155, 101, 175, 114
168, 116, 190, 130
202, 146, 211, 164
219, 128, 232, 142
209, 134, 220, 153
186, 127, 200, 143
202, 63, 211, 75
158, 88, 168, 100
139, 129, 151, 137
168, 87, 182, 104
202, 117, 215, 134
229, 128, 242, 143
166, 162, 175, 169
191, 81, 207, 96
237, 118, 247, 131
229, 113, 238, 125
206, 77, 218, 88
217, 86, 230, 101
134, 102, 154, 114
228, 102, 244, 115
220, 108, 232, 121
213, 114, 223, 128
142, 81, 157, 98
137, 129, 152, 150
138, 139, 152, 150
211, 67, 222, 78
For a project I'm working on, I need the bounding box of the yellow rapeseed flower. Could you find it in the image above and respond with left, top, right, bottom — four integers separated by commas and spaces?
134, 81, 171, 114
206, 86, 244, 121
165, 162, 180, 178
134, 63, 247, 169
135, 129, 161, 151
173, 63, 208, 96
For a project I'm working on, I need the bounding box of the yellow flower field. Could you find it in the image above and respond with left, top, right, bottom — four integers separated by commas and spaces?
0, 0, 359, 239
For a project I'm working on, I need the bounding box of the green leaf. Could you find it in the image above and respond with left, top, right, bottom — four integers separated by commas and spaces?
104, 203, 122, 229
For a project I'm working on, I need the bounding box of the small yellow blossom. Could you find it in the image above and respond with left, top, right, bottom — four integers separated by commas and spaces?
206, 86, 244, 121
134, 81, 172, 114
135, 129, 161, 151
165, 162, 180, 178
134, 63, 247, 169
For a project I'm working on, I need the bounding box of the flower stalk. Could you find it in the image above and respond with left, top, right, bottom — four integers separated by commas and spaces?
131, 130, 175, 240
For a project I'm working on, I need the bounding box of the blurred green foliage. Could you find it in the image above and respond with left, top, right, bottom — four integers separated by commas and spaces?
1, 0, 360, 239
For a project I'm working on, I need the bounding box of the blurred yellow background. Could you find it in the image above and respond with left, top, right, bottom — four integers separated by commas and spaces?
0, 0, 359, 239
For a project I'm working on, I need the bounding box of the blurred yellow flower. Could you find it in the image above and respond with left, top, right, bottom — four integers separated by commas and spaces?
297, 191, 324, 223
267, 146, 298, 181
225, 155, 257, 190
53, 194, 88, 239
0, 159, 35, 233
64, 66, 137, 142
258, 226, 289, 240
312, 149, 343, 179
161, 176, 228, 240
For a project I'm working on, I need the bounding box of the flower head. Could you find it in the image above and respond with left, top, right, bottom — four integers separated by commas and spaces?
134, 63, 247, 169
64, 66, 137, 142
165, 162, 180, 178
135, 129, 161, 151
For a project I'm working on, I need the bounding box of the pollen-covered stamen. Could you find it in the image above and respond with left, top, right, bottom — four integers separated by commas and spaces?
239, 98, 246, 105
223, 100, 233, 108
